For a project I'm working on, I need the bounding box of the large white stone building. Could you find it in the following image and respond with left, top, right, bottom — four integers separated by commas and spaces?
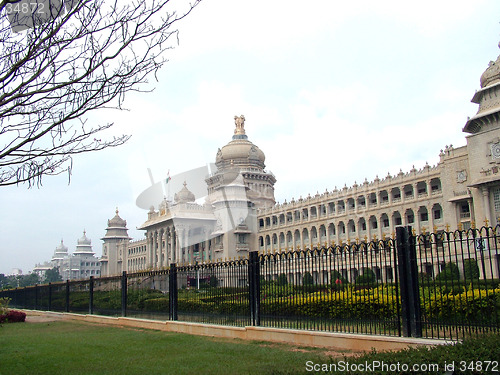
100, 43, 500, 278
100, 116, 276, 275
257, 43, 500, 252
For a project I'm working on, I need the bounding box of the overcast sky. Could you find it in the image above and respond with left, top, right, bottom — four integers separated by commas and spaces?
1, 0, 500, 275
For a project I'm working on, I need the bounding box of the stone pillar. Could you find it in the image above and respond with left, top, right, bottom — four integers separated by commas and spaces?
155, 231, 160, 269
482, 187, 492, 224
148, 233, 154, 269
427, 204, 434, 231
172, 230, 177, 263
159, 229, 164, 268
204, 239, 210, 262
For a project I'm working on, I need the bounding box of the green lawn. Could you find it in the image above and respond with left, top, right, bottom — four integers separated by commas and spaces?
0, 321, 331, 375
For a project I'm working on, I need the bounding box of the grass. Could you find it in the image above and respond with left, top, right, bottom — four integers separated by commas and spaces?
0, 320, 332, 375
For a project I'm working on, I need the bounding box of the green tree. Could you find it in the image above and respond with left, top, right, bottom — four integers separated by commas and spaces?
209, 275, 218, 288
17, 273, 40, 287
277, 273, 288, 286
355, 268, 376, 285
436, 262, 461, 282
302, 272, 313, 285
463, 259, 480, 280
45, 268, 63, 283
0, 273, 10, 289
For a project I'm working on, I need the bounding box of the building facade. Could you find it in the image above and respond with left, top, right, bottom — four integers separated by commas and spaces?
33, 231, 101, 280
100, 43, 500, 277
257, 43, 500, 252
101, 116, 276, 276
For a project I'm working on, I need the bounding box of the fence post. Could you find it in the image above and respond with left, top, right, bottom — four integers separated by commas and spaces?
65, 280, 70, 313
396, 226, 422, 337
248, 251, 261, 326
48, 283, 52, 311
34, 284, 39, 310
89, 276, 94, 315
121, 271, 127, 317
169, 263, 178, 321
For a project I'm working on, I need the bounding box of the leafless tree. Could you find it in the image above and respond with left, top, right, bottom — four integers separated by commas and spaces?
0, 0, 201, 187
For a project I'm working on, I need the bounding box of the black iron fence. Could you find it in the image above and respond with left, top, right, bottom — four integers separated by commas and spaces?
1, 226, 499, 340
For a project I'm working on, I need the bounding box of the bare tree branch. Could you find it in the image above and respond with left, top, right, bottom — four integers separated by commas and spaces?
0, 0, 201, 187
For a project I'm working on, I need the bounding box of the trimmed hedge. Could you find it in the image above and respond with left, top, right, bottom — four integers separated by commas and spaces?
424, 287, 500, 323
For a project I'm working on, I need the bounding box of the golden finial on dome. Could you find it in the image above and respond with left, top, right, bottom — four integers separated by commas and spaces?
234, 115, 246, 135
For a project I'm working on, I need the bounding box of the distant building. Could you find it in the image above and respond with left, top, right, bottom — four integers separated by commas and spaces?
9, 268, 22, 276
33, 231, 101, 281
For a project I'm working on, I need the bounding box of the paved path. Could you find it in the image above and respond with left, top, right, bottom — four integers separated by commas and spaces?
25, 312, 64, 323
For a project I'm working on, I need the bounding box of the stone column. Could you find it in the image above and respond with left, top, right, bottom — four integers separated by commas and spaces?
151, 231, 156, 269
159, 229, 164, 268
427, 204, 434, 231
148, 233, 154, 269
482, 187, 492, 225
172, 230, 177, 263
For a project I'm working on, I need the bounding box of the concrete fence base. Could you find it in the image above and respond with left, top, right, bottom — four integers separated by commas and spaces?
23, 310, 452, 352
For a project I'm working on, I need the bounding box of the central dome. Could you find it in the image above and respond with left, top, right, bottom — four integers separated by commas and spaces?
480, 42, 500, 88
216, 115, 266, 169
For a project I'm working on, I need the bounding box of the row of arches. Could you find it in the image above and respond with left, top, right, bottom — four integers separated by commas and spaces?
260, 178, 442, 229
259, 204, 443, 251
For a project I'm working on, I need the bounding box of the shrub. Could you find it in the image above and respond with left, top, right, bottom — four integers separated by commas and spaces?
209, 275, 218, 288
423, 286, 500, 324
436, 262, 460, 282
463, 258, 480, 280
277, 273, 288, 286
355, 268, 376, 285
302, 272, 313, 285
0, 310, 26, 323
143, 297, 169, 312
0, 297, 10, 314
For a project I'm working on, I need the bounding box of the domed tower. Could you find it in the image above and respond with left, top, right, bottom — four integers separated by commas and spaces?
74, 230, 95, 256
463, 42, 500, 134
100, 208, 131, 276
174, 181, 196, 203
205, 115, 275, 258
51, 239, 68, 262
463, 42, 500, 226
206, 115, 276, 209
50, 239, 69, 275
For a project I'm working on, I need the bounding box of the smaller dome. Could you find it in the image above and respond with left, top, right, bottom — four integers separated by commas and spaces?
480, 42, 500, 88
174, 181, 196, 203
77, 230, 91, 246
55, 239, 68, 253
108, 208, 127, 227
